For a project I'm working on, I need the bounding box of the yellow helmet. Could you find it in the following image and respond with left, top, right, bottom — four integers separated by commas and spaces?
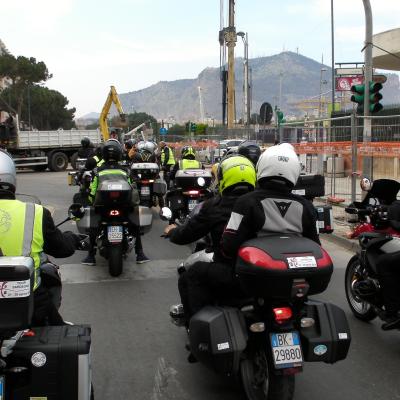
218, 155, 256, 194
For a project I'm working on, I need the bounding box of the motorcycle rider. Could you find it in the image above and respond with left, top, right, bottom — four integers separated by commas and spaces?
0, 149, 82, 325
82, 139, 149, 265
170, 146, 203, 181
78, 137, 95, 159
159, 141, 175, 188
164, 155, 256, 322
124, 139, 136, 162
85, 144, 104, 171
221, 143, 320, 263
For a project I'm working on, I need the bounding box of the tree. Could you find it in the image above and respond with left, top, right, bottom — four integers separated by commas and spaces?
0, 54, 51, 117
168, 124, 186, 134
126, 111, 157, 129
2, 84, 76, 130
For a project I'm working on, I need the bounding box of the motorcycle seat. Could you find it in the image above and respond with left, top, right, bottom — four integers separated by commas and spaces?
359, 233, 392, 250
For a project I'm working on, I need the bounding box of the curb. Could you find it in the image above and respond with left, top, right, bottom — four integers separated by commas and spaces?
321, 232, 360, 252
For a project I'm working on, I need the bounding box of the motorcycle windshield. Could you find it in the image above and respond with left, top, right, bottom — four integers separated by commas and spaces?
366, 179, 400, 205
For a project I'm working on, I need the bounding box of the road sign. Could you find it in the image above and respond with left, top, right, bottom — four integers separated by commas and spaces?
159, 127, 167, 135
335, 67, 364, 76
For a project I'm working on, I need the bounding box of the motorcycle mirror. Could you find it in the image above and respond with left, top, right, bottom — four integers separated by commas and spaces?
360, 177, 372, 191
197, 177, 206, 187
160, 207, 172, 221
68, 203, 85, 220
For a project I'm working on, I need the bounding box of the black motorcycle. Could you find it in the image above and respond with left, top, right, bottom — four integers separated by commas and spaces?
130, 162, 167, 208
76, 177, 152, 277
0, 205, 93, 400
166, 169, 212, 224
68, 158, 92, 205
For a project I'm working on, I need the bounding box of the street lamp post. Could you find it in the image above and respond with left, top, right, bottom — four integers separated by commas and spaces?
237, 31, 250, 126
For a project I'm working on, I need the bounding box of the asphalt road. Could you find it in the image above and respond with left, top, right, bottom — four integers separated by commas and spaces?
16, 170, 400, 400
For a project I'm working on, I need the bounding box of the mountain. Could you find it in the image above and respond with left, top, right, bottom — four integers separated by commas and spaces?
117, 51, 400, 122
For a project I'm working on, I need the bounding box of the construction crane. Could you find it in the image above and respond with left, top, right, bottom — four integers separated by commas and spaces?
198, 86, 205, 123
99, 86, 126, 141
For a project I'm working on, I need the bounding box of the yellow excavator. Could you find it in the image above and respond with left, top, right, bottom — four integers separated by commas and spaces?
99, 86, 126, 141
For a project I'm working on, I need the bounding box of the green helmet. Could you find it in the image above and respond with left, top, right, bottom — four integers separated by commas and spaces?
218, 155, 256, 194
181, 146, 196, 159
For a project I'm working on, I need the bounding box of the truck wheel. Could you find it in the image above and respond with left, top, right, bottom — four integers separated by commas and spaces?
49, 152, 69, 172
70, 152, 79, 170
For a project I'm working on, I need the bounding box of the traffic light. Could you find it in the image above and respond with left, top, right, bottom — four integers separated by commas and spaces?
191, 123, 197, 133
276, 110, 286, 126
350, 82, 383, 114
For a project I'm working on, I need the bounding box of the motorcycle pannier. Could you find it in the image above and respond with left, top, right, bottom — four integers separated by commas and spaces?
189, 306, 247, 375
174, 169, 212, 190
236, 236, 333, 300
6, 325, 92, 400
292, 174, 325, 199
76, 206, 100, 233
300, 301, 351, 363
316, 205, 334, 234
132, 206, 153, 234
153, 178, 167, 195
166, 191, 185, 211
0, 257, 35, 334
131, 162, 159, 179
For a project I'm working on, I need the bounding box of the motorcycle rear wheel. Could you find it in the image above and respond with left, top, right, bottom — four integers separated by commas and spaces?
345, 257, 377, 321
240, 350, 294, 400
109, 244, 123, 277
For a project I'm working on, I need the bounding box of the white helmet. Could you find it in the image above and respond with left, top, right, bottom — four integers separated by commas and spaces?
256, 143, 300, 187
0, 150, 17, 192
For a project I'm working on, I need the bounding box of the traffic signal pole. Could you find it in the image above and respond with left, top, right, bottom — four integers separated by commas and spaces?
362, 0, 373, 178
226, 0, 236, 129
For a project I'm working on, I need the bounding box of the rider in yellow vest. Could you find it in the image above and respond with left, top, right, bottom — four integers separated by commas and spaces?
0, 150, 80, 325
170, 146, 203, 181
160, 141, 175, 188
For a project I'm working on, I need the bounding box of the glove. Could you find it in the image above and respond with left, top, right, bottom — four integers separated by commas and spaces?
63, 230, 81, 249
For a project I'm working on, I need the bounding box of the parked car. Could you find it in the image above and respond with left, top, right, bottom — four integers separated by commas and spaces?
198, 144, 228, 163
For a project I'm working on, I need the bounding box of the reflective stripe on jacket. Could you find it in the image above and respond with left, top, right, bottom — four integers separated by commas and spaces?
93, 155, 105, 167
0, 200, 44, 290
179, 159, 201, 170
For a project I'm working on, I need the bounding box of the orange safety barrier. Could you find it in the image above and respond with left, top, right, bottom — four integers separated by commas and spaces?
293, 141, 400, 158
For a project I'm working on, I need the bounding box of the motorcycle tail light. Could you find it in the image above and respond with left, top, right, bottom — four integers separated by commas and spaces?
273, 307, 293, 324
317, 248, 332, 268
238, 247, 287, 270
183, 190, 200, 196
109, 191, 120, 199
109, 210, 120, 216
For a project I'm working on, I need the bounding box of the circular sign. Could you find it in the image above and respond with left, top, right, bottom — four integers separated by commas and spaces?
259, 102, 273, 124
31, 352, 47, 367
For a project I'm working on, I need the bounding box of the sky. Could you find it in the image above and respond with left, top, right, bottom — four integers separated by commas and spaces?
1, 0, 399, 118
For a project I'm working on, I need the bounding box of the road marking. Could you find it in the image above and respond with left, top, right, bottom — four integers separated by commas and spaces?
151, 357, 189, 400
60, 259, 180, 284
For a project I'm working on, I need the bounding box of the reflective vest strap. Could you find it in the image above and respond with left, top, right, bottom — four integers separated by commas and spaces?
94, 155, 99, 163
22, 203, 35, 257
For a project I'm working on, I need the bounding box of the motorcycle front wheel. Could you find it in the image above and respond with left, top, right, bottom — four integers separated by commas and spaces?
240, 350, 294, 400
345, 257, 377, 321
108, 244, 123, 277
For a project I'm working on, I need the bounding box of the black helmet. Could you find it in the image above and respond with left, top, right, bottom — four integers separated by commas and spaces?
81, 137, 91, 148
102, 139, 122, 162
238, 141, 261, 165
95, 144, 103, 157
124, 139, 135, 150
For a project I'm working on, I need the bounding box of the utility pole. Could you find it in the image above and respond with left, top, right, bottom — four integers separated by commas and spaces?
278, 71, 283, 109
225, 0, 236, 129
362, 0, 373, 178
238, 31, 250, 126
219, 0, 227, 126
331, 0, 335, 114
198, 86, 205, 123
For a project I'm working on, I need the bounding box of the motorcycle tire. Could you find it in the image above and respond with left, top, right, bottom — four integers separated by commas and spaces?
108, 244, 123, 277
345, 257, 377, 321
240, 350, 294, 400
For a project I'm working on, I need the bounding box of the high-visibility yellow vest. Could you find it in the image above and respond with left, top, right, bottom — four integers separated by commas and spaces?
0, 200, 44, 290
161, 147, 175, 165
179, 159, 201, 170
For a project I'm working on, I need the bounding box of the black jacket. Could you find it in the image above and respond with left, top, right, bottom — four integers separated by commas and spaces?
77, 147, 94, 159
169, 193, 241, 262
0, 193, 77, 258
221, 180, 320, 261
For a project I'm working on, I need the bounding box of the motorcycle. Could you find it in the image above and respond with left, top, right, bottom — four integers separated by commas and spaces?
130, 162, 167, 208
68, 158, 92, 205
166, 169, 213, 224
75, 176, 153, 277
0, 205, 93, 400
344, 178, 400, 324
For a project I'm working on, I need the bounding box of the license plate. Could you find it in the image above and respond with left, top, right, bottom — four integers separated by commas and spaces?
141, 186, 151, 196
0, 375, 4, 400
107, 226, 123, 243
270, 332, 303, 369
287, 256, 317, 269
188, 199, 198, 211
